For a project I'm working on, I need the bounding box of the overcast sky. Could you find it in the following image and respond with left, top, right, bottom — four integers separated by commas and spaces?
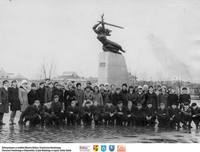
0, 0, 200, 82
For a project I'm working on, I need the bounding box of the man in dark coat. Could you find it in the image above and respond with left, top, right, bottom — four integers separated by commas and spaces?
120, 83, 128, 107
168, 103, 181, 129
44, 82, 53, 103
8, 80, 21, 125
191, 103, 200, 129
135, 86, 146, 106
112, 88, 123, 106
157, 102, 169, 128
179, 87, 191, 108
53, 83, 64, 103
103, 102, 116, 125
21, 100, 43, 126
132, 102, 146, 126
0, 80, 9, 125
145, 86, 158, 110
167, 88, 179, 107
37, 82, 46, 105
66, 100, 80, 125
64, 83, 75, 108
115, 100, 126, 126
145, 103, 156, 127
28, 83, 38, 105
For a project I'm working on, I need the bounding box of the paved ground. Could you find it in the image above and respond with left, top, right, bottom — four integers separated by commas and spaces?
0, 100, 200, 143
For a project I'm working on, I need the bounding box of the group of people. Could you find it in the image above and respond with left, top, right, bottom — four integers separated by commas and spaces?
0, 79, 200, 131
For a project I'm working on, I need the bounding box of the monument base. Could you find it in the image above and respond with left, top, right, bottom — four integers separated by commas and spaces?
98, 51, 129, 87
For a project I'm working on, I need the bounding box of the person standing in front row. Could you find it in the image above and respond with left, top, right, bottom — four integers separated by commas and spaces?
0, 80, 9, 125
8, 80, 21, 125
18, 80, 29, 124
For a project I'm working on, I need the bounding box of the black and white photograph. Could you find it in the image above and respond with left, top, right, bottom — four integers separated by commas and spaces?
0, 0, 200, 145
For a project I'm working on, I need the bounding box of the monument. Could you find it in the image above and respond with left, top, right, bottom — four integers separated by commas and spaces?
93, 14, 129, 86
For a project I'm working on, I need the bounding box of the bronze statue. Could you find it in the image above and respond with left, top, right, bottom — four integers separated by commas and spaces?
93, 14, 125, 54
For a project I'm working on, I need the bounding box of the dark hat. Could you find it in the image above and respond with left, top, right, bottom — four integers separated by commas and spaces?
99, 84, 104, 87
31, 83, 36, 87
129, 85, 134, 89
116, 87, 121, 91
149, 85, 153, 89
11, 80, 17, 83
122, 83, 127, 87
2, 80, 9, 85
53, 95, 59, 99
117, 100, 123, 104
182, 87, 187, 90
191, 103, 197, 107
76, 82, 81, 87
184, 102, 190, 106
39, 82, 45, 85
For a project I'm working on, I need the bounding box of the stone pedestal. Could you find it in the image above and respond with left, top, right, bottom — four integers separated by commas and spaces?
98, 52, 128, 87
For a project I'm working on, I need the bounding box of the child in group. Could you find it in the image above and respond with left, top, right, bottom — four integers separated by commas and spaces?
82, 100, 93, 126
145, 103, 156, 127
91, 100, 104, 126
168, 103, 181, 129
66, 100, 80, 126
180, 103, 192, 130
157, 103, 169, 128
125, 100, 134, 126
21, 100, 43, 127
133, 102, 146, 126
115, 101, 126, 126
103, 102, 116, 125
191, 103, 200, 129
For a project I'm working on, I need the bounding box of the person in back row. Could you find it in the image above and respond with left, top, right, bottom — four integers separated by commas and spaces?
8, 80, 21, 125
28, 83, 38, 105
167, 88, 179, 108
179, 87, 191, 109
145, 86, 158, 110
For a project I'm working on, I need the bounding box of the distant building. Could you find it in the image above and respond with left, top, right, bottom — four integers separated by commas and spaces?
0, 68, 14, 80
11, 73, 28, 81
56, 71, 86, 82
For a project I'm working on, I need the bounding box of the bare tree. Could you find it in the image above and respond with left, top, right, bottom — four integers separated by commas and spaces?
40, 60, 56, 80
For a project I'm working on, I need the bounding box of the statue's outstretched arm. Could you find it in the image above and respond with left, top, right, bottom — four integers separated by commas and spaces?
93, 22, 101, 34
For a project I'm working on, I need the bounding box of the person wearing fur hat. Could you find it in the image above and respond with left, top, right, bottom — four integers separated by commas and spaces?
18, 80, 29, 124
8, 80, 21, 125
0, 80, 9, 125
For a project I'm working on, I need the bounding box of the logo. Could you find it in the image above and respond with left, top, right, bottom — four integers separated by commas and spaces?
109, 145, 115, 152
79, 145, 91, 152
117, 145, 126, 152
101, 145, 106, 152
93, 145, 99, 152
